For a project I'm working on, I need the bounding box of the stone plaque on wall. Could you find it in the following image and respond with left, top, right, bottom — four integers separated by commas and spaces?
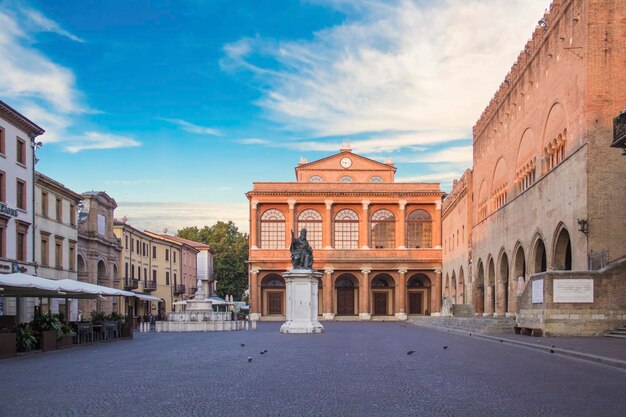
553, 279, 594, 303
532, 279, 543, 304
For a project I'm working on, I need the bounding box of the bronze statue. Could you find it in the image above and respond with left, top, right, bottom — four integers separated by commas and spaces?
290, 228, 313, 270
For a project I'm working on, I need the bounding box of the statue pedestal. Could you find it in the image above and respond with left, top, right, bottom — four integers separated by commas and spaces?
280, 269, 324, 334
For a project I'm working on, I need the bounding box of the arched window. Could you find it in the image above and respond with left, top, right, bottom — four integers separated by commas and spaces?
308, 175, 323, 183
371, 209, 395, 249
260, 209, 285, 249
406, 210, 432, 248
369, 176, 383, 183
339, 176, 353, 183
334, 209, 359, 249
297, 209, 322, 249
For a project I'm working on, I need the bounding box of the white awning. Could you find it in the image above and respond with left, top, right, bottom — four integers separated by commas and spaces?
56, 279, 135, 297
0, 273, 136, 299
0, 273, 64, 297
132, 293, 162, 302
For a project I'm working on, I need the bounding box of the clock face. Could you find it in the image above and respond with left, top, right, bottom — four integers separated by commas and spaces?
340, 157, 352, 168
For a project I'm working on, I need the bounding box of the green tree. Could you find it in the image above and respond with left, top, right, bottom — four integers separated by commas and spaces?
178, 221, 249, 300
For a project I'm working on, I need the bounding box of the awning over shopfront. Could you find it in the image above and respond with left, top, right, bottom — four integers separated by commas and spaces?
132, 293, 162, 302
0, 273, 147, 300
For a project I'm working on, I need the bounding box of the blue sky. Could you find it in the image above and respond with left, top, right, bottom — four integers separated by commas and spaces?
1, 0, 550, 233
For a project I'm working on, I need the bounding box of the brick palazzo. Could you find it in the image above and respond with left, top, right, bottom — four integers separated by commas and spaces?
247, 146, 443, 321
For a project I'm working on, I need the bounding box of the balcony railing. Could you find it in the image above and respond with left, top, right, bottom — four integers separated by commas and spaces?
612, 109, 626, 153
124, 278, 139, 290
174, 284, 186, 295
144, 280, 157, 292
188, 287, 197, 295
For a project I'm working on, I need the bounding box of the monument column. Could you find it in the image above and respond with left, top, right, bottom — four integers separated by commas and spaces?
249, 268, 261, 320
324, 200, 333, 249
397, 200, 407, 249
359, 269, 371, 320
323, 269, 334, 320
395, 269, 407, 320
359, 200, 370, 249
287, 199, 296, 248
250, 199, 259, 249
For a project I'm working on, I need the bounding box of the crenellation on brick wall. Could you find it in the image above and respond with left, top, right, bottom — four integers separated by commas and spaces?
473, 0, 572, 140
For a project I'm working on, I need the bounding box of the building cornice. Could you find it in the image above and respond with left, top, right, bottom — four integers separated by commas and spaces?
0, 99, 45, 137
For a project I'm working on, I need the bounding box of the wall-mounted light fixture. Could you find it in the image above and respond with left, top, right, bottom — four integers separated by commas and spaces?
538, 18, 548, 31
577, 218, 588, 235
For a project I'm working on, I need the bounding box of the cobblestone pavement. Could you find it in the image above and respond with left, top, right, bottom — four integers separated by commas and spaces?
491, 332, 626, 361
1, 322, 625, 417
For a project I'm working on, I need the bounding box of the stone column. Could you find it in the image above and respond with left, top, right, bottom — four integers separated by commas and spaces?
249, 269, 261, 321
360, 200, 370, 249
324, 199, 333, 249
395, 269, 407, 320
250, 199, 258, 249
397, 200, 407, 249
433, 200, 442, 249
431, 269, 442, 315
287, 199, 296, 249
323, 269, 334, 320
359, 269, 371, 320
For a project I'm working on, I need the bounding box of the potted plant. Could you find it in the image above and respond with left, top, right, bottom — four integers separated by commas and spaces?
57, 323, 76, 349
0, 330, 16, 359
15, 324, 37, 353
31, 312, 62, 351
119, 315, 133, 339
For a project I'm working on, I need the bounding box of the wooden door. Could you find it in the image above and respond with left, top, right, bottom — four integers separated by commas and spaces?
336, 288, 354, 315
374, 292, 387, 315
268, 292, 282, 315
408, 292, 422, 315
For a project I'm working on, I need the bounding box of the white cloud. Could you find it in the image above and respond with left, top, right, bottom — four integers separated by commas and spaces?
391, 146, 473, 164
0, 6, 140, 153
115, 202, 250, 234
159, 118, 222, 136
224, 0, 549, 145
20, 6, 85, 43
65, 132, 141, 153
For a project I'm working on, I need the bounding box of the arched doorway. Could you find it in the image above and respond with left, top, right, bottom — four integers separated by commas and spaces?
511, 245, 526, 313
261, 274, 285, 316
371, 274, 394, 316
475, 261, 485, 315
335, 274, 358, 316
407, 274, 431, 315
554, 227, 572, 270
532, 238, 547, 273
458, 268, 465, 304
497, 252, 509, 315
451, 271, 457, 304
77, 254, 87, 280
97, 260, 107, 284
486, 257, 496, 315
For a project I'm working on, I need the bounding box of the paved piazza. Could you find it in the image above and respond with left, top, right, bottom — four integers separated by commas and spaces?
1, 323, 624, 417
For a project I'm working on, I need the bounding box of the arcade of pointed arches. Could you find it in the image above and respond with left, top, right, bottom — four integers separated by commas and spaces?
444, 223, 573, 316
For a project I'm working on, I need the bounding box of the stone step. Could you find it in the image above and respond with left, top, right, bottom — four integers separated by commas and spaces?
452, 304, 474, 317
604, 326, 626, 338
408, 316, 517, 334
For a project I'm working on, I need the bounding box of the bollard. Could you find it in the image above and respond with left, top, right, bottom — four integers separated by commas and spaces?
252, 320, 257, 331
245, 321, 249, 331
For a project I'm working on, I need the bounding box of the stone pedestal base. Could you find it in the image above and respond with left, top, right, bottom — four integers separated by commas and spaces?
280, 270, 324, 334
322, 313, 335, 320
395, 312, 407, 321
249, 313, 261, 321
359, 313, 371, 321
